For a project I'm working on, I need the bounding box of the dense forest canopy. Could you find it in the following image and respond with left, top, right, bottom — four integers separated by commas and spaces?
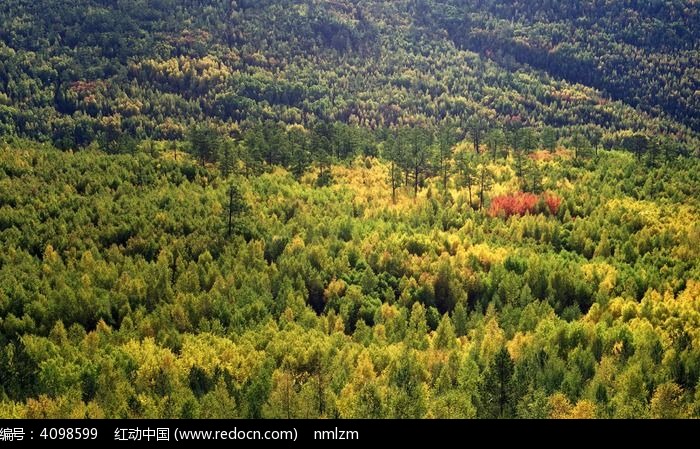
423, 0, 700, 130
1, 139, 699, 418
0, 0, 699, 419
0, 0, 698, 150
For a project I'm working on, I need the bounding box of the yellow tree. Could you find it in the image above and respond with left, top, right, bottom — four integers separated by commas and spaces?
337, 351, 383, 418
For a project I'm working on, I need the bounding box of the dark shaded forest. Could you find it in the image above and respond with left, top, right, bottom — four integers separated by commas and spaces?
0, 0, 697, 150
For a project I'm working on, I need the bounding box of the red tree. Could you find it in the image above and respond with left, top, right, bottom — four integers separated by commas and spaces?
489, 192, 561, 218
544, 193, 562, 216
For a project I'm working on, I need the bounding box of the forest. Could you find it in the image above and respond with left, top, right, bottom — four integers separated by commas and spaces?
0, 0, 699, 419
0, 0, 698, 151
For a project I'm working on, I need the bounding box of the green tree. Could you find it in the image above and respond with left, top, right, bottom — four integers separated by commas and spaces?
436, 125, 458, 191
404, 127, 433, 199
650, 382, 684, 419
188, 125, 222, 166
526, 160, 543, 193
571, 133, 591, 160
287, 125, 311, 179
220, 139, 236, 178
521, 127, 539, 154
514, 147, 525, 179
434, 314, 457, 350
384, 132, 404, 203
388, 350, 427, 418
457, 150, 476, 207
265, 369, 299, 419
479, 348, 516, 418
226, 183, 247, 237
485, 127, 505, 161
541, 127, 557, 153
478, 162, 494, 211
621, 134, 649, 161
506, 120, 523, 160
406, 302, 429, 350
312, 123, 334, 186
452, 299, 468, 337
337, 351, 383, 418
465, 116, 486, 155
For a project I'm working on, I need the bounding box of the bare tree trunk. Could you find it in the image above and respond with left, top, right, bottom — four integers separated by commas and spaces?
479, 171, 485, 211
391, 161, 397, 204
414, 165, 419, 199
317, 367, 324, 416
227, 186, 234, 237
442, 161, 448, 191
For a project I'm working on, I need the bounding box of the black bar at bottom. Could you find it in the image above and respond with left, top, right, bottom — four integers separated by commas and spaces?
0, 419, 688, 446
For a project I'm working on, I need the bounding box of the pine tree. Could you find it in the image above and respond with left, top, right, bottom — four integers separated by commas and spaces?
541, 126, 557, 153
436, 125, 457, 191
406, 302, 429, 350
571, 133, 591, 160
434, 314, 457, 350
486, 127, 505, 161
388, 350, 427, 418
478, 348, 516, 418
188, 125, 221, 166
226, 183, 246, 237
457, 150, 476, 208
452, 300, 468, 337
465, 116, 486, 155
478, 163, 494, 211
404, 127, 433, 200
384, 132, 404, 203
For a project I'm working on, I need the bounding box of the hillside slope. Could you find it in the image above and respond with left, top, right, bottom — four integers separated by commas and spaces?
0, 0, 697, 150
422, 0, 700, 130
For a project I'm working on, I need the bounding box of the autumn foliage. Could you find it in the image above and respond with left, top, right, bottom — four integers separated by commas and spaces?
490, 192, 561, 218
544, 194, 562, 216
